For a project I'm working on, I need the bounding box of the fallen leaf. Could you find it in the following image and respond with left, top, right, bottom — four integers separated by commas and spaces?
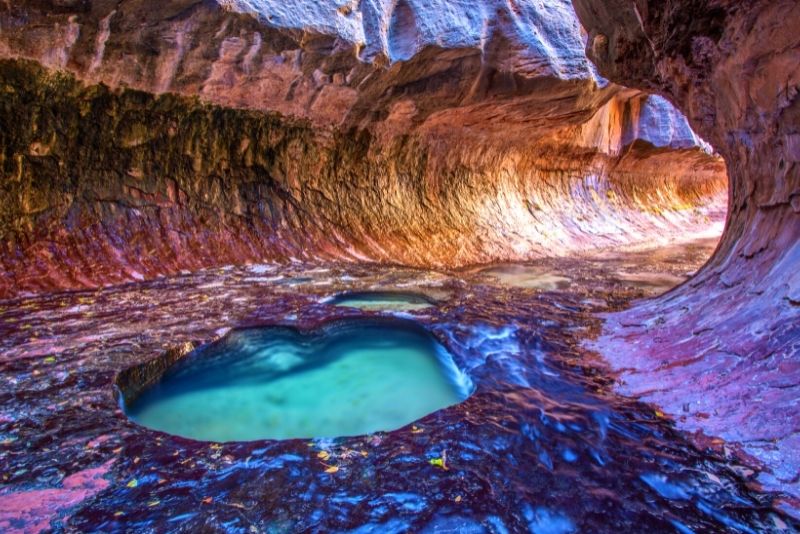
43, 357, 56, 364
202, 497, 213, 504
455, 495, 462, 503
411, 426, 424, 434
429, 458, 446, 469
114, 511, 124, 517
324, 465, 339, 474
126, 479, 138, 488
317, 451, 330, 460
147, 499, 160, 507
430, 449, 449, 470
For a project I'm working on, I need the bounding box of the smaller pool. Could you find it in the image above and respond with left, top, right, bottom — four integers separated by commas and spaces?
327, 291, 436, 312
479, 265, 571, 290
613, 271, 688, 294
123, 319, 471, 442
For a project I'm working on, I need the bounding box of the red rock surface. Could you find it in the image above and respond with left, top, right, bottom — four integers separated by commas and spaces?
0, 461, 113, 534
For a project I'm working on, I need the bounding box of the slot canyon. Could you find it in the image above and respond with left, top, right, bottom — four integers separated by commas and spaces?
0, 0, 797, 532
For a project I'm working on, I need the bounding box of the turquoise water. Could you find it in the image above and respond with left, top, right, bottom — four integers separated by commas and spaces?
328, 291, 436, 312
126, 320, 470, 441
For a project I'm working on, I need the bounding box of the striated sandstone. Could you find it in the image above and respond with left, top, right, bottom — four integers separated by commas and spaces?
0, 59, 724, 297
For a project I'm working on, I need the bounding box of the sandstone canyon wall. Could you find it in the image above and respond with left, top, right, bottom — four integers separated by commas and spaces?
0, 0, 725, 297
572, 0, 800, 506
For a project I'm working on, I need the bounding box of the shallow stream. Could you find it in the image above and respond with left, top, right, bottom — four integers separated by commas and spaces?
0, 238, 795, 532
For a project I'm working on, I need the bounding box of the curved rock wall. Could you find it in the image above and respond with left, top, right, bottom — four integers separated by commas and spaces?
0, 59, 724, 297
573, 0, 800, 506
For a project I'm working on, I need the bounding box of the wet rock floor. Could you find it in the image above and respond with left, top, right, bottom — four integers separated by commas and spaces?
0, 238, 796, 532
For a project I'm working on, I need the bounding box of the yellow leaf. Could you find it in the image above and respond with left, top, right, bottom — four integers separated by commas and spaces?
324, 465, 339, 474
114, 511, 124, 517
455, 495, 462, 503
147, 500, 160, 507
317, 451, 330, 460
411, 426, 424, 434
126, 479, 138, 488
429, 458, 446, 469
360, 450, 368, 458
655, 410, 665, 418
